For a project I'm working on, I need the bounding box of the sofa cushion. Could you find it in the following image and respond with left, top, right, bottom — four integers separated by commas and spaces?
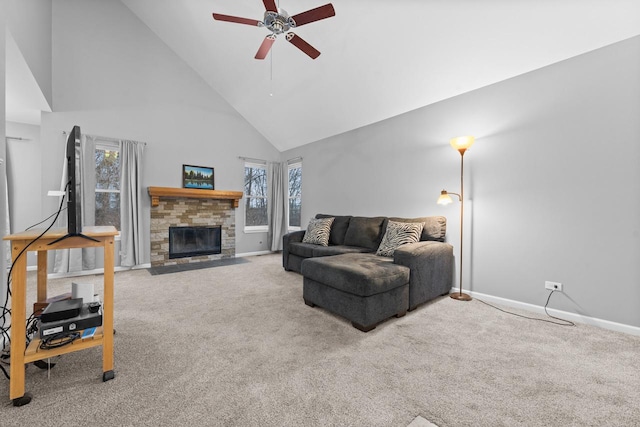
302, 217, 334, 246
301, 253, 410, 297
376, 221, 424, 257
316, 214, 352, 245
387, 216, 446, 242
343, 216, 386, 250
288, 242, 318, 258
312, 245, 373, 257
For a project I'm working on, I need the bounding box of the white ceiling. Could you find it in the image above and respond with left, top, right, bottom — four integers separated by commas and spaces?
6, 1, 640, 151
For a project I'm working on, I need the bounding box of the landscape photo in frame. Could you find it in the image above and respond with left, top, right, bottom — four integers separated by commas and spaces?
183, 164, 214, 190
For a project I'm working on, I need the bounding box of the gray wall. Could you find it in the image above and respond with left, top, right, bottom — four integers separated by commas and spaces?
283, 36, 640, 329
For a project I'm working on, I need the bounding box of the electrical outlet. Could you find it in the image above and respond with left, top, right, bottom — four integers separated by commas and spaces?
545, 281, 563, 292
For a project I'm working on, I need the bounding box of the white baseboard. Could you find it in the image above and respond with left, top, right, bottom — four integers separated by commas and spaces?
456, 288, 640, 337
46, 263, 151, 280
235, 250, 275, 258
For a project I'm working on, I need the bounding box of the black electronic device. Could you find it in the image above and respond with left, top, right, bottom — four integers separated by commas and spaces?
40, 298, 83, 323
67, 125, 83, 235
39, 303, 102, 338
49, 126, 98, 245
88, 301, 101, 313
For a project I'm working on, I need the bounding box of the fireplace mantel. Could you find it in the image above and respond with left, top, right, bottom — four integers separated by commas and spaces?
148, 187, 243, 208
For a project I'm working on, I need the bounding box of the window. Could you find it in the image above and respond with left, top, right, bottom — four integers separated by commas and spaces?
95, 143, 121, 230
288, 161, 302, 230
244, 162, 268, 232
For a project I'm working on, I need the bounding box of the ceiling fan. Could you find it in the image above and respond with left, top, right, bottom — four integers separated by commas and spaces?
212, 1, 335, 60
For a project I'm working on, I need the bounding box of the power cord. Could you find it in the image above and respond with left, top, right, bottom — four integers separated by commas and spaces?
39, 332, 80, 350
25, 206, 67, 231
476, 290, 575, 327
0, 353, 9, 380
0, 189, 69, 379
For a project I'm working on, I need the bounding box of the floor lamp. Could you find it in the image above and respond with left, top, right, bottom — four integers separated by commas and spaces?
437, 135, 475, 301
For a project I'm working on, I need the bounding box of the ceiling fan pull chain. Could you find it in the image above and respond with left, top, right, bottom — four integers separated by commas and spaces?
270, 45, 274, 97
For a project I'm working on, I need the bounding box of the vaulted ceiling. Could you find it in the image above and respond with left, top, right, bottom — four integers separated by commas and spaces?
7, 1, 640, 151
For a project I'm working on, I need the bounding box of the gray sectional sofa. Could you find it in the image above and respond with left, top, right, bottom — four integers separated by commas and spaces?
283, 214, 454, 331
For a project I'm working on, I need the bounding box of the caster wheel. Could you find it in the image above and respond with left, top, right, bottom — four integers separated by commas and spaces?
33, 360, 56, 369
102, 370, 115, 382
13, 392, 32, 407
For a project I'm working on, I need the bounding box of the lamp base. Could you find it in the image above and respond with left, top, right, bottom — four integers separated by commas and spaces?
450, 292, 472, 301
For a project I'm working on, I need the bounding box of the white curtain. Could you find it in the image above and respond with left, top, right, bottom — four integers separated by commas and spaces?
119, 140, 145, 267
4, 166, 10, 267
81, 135, 96, 270
53, 134, 96, 273
1, 148, 9, 346
268, 162, 288, 251
52, 147, 70, 273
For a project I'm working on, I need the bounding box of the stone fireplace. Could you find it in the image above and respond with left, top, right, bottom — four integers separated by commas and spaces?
148, 187, 243, 267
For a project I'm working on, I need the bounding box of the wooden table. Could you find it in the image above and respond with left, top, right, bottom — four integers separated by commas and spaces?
3, 226, 118, 406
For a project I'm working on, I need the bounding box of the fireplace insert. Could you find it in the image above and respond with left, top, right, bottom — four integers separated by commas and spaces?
169, 226, 222, 259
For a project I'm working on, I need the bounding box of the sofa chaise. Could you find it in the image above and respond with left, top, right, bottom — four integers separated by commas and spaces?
283, 214, 454, 331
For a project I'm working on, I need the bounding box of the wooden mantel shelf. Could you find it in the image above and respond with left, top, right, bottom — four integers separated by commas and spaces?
148, 187, 243, 208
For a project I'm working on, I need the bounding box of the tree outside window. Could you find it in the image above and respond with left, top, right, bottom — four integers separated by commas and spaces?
244, 163, 268, 231
288, 162, 302, 229
95, 145, 121, 230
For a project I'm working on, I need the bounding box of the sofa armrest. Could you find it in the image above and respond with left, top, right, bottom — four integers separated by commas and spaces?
282, 230, 306, 270
284, 230, 305, 244
393, 241, 454, 310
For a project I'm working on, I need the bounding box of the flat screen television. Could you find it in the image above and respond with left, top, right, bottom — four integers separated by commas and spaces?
50, 125, 96, 244
66, 125, 83, 235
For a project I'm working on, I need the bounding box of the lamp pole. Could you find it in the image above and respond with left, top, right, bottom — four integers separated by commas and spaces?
451, 143, 472, 301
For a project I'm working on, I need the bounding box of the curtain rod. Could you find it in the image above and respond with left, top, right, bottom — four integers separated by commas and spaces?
238, 156, 267, 164
6, 136, 31, 141
239, 156, 303, 164
62, 131, 146, 145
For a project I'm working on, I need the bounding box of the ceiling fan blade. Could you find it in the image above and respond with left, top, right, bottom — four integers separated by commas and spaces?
255, 35, 276, 60
286, 33, 320, 59
263, 0, 278, 13
212, 13, 261, 26
290, 3, 335, 27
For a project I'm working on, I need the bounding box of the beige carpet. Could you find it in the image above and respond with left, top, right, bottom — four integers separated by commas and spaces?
1, 254, 639, 426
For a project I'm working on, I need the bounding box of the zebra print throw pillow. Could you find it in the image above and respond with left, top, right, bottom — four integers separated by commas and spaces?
376, 220, 424, 257
302, 217, 335, 246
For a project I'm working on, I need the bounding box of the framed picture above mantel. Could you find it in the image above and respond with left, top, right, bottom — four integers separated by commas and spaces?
183, 164, 214, 190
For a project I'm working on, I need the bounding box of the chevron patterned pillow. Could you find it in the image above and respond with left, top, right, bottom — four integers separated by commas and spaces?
376, 220, 424, 257
302, 217, 335, 246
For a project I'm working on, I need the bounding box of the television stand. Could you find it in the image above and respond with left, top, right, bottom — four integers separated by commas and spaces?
3, 226, 118, 406
48, 232, 100, 245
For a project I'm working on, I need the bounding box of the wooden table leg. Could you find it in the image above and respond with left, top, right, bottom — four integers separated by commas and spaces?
101, 237, 115, 380
9, 242, 28, 402
37, 250, 48, 302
